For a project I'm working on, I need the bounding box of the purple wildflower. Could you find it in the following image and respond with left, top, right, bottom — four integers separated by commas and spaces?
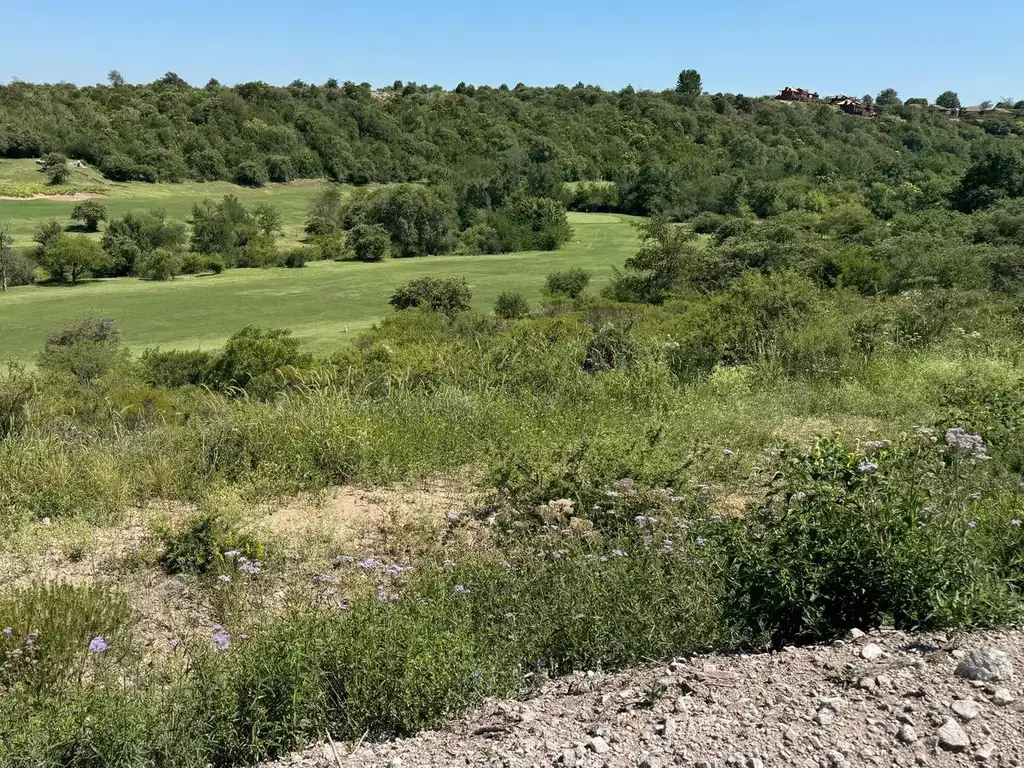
2, 627, 11, 637
472, 669, 483, 679
969, 492, 981, 501
334, 555, 355, 564
968, 520, 978, 528
604, 490, 620, 498
858, 460, 878, 473
168, 637, 180, 650
611, 549, 629, 558
312, 572, 334, 583
237, 557, 261, 575
358, 558, 381, 569
454, 585, 470, 594
211, 625, 231, 652
443, 559, 455, 567
376, 585, 400, 602
945, 427, 988, 459
500, 561, 513, 570
550, 550, 565, 560
88, 636, 108, 653
26, 632, 37, 648
385, 564, 409, 576
445, 511, 460, 522
1012, 520, 1022, 527
669, 495, 685, 503
217, 574, 232, 583
223, 550, 241, 559
634, 515, 649, 524
695, 537, 708, 547
722, 449, 735, 456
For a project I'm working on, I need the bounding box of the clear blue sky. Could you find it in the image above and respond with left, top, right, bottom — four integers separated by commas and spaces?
2, 0, 1020, 105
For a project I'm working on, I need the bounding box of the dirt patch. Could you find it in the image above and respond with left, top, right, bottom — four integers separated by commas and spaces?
0, 192, 105, 201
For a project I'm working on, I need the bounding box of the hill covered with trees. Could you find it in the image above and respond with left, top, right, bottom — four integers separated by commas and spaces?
2, 73, 1022, 223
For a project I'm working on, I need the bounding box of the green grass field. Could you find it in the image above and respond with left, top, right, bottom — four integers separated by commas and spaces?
0, 159, 325, 246
0, 211, 637, 360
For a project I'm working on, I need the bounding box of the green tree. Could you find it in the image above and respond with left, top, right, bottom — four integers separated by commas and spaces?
347, 223, 390, 262
545, 267, 591, 299
607, 217, 703, 304
980, 100, 994, 110
33, 220, 63, 257
41, 153, 70, 185
0, 224, 12, 291
935, 90, 961, 109
875, 88, 902, 110
952, 145, 1024, 212
107, 69, 125, 88
305, 186, 344, 237
137, 248, 184, 281
389, 277, 472, 316
233, 160, 268, 187
70, 200, 108, 232
102, 210, 186, 276
675, 69, 703, 96
343, 185, 457, 258
493, 291, 530, 319
39, 235, 108, 284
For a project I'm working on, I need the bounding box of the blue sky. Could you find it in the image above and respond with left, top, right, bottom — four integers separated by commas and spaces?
2, 0, 1020, 104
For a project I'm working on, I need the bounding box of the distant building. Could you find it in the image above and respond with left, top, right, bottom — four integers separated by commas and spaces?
777, 87, 820, 103
833, 98, 874, 117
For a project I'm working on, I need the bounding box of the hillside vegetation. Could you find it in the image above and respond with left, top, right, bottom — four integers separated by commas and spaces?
2, 73, 1024, 768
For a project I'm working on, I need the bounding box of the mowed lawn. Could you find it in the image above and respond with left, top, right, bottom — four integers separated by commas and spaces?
0, 159, 325, 247
0, 213, 637, 360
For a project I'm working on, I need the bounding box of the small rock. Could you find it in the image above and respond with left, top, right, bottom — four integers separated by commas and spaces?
974, 741, 996, 761
898, 724, 918, 744
784, 728, 799, 743
993, 688, 1014, 706
952, 649, 967, 660
557, 750, 577, 767
638, 756, 661, 768
587, 736, 611, 755
950, 699, 982, 721
861, 644, 885, 661
815, 709, 835, 726
820, 696, 844, 712
387, 760, 403, 768
747, 759, 765, 768
849, 628, 866, 640
876, 674, 893, 690
858, 676, 877, 690
936, 718, 970, 752
954, 648, 1015, 682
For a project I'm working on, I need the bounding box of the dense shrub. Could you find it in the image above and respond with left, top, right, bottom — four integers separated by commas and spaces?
140, 348, 217, 388
545, 267, 591, 299
493, 291, 530, 320
38, 318, 127, 385
347, 223, 390, 262
209, 326, 311, 398
342, 185, 456, 258
390, 277, 472, 316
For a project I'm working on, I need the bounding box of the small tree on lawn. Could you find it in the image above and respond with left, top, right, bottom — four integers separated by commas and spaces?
545, 267, 591, 299
348, 223, 390, 262
41, 153, 70, 185
494, 291, 530, 319
71, 200, 108, 232
40, 235, 108, 285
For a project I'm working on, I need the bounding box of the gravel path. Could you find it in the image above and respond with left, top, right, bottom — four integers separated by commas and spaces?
267, 628, 1024, 767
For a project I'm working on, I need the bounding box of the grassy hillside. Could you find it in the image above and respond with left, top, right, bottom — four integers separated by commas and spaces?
0, 212, 636, 360
0, 158, 325, 246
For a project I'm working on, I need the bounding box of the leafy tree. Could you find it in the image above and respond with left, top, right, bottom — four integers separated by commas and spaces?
305, 186, 344, 237
38, 317, 126, 384
107, 70, 125, 88
137, 248, 183, 281
41, 153, 69, 185
33, 220, 63, 257
266, 155, 294, 183
936, 90, 961, 109
39, 235, 108, 284
545, 267, 591, 299
494, 291, 530, 319
343, 185, 456, 258
233, 160, 268, 187
102, 210, 186, 276
675, 69, 702, 96
189, 196, 276, 265
952, 145, 1024, 212
606, 217, 703, 304
0, 224, 12, 291
389, 277, 472, 316
980, 100, 994, 110
252, 203, 281, 237
490, 196, 572, 251
210, 326, 311, 398
347, 223, 390, 262
70, 200, 107, 232
875, 88, 902, 110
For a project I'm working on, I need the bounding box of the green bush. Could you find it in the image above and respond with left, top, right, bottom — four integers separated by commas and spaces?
209, 326, 311, 398
347, 223, 390, 262
493, 291, 530, 320
38, 318, 128, 385
545, 267, 591, 299
723, 436, 1018, 647
156, 512, 263, 577
140, 348, 217, 388
390, 277, 472, 317
137, 247, 183, 281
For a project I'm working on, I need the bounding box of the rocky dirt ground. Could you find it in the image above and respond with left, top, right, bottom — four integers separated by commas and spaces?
267, 627, 1023, 768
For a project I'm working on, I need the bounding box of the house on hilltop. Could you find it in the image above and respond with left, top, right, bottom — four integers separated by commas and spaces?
777, 87, 820, 103
829, 97, 874, 117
